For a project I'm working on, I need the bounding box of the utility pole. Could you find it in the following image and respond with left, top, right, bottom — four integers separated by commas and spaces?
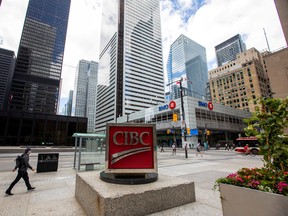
166, 77, 188, 158
179, 78, 188, 158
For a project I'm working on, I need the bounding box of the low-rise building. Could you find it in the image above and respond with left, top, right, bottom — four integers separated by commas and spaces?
116, 96, 251, 148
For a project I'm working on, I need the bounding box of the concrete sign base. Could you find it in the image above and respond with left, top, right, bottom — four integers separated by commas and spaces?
75, 171, 196, 216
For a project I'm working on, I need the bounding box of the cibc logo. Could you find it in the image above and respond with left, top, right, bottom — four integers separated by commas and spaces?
105, 123, 157, 173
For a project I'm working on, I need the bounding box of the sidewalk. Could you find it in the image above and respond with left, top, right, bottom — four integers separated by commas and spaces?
1, 167, 222, 216
1, 168, 85, 216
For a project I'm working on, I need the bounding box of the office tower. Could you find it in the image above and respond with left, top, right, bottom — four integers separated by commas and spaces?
274, 0, 288, 45
215, 34, 246, 67
95, 0, 165, 132
9, 0, 71, 114
209, 48, 271, 112
0, 48, 15, 110
167, 34, 208, 100
74, 60, 98, 132
63, 90, 73, 116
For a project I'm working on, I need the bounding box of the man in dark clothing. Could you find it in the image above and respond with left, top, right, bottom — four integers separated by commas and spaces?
5, 147, 36, 196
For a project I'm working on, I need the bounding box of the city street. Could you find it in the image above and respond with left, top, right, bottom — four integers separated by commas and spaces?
0, 148, 263, 215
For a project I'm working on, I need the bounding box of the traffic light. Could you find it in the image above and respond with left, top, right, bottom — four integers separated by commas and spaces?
187, 128, 190, 135
207, 130, 211, 135
173, 113, 178, 122
167, 129, 171, 134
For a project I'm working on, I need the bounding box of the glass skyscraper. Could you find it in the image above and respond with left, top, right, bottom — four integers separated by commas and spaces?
9, 0, 71, 114
215, 34, 246, 67
0, 48, 15, 110
74, 60, 98, 132
95, 0, 165, 132
167, 34, 208, 100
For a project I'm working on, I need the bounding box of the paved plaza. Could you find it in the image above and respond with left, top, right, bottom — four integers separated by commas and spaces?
0, 148, 263, 216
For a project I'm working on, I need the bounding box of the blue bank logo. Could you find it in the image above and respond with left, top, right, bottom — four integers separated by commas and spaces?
198, 101, 208, 107
159, 104, 169, 111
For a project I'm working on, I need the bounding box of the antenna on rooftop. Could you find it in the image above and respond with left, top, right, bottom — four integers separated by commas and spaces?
263, 28, 271, 52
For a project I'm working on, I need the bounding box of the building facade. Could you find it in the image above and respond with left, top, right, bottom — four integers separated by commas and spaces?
74, 60, 98, 132
274, 0, 288, 46
209, 48, 271, 112
0, 48, 15, 110
263, 47, 288, 99
9, 0, 71, 114
63, 90, 73, 116
0, 110, 87, 146
117, 96, 251, 148
167, 34, 208, 100
215, 34, 246, 67
95, 0, 165, 132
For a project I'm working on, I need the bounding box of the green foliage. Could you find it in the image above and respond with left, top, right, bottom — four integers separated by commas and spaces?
243, 97, 288, 171
214, 97, 288, 196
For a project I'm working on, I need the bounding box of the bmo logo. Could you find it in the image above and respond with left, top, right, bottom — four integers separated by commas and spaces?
159, 104, 168, 111
105, 123, 157, 173
159, 100, 177, 111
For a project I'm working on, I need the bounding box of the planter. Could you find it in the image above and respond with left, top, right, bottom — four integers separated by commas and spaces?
219, 183, 288, 216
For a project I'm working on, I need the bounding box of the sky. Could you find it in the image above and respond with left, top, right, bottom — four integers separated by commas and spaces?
0, 0, 286, 113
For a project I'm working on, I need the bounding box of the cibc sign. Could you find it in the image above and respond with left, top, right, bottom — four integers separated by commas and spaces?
105, 123, 157, 173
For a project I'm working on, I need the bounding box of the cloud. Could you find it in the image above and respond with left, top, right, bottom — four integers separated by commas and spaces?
161, 0, 285, 72
0, 0, 286, 106
61, 0, 102, 99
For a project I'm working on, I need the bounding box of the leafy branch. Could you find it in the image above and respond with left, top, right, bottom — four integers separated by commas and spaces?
243, 97, 288, 171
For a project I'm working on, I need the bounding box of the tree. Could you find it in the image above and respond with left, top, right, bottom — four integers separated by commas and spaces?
244, 97, 288, 171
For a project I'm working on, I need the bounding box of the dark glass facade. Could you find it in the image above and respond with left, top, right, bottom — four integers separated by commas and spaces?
215, 34, 246, 67
0, 110, 87, 146
9, 0, 71, 114
0, 48, 15, 110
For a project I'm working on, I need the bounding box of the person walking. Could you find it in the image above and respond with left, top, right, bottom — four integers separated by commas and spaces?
5, 147, 36, 196
160, 144, 164, 152
172, 143, 176, 155
196, 142, 203, 157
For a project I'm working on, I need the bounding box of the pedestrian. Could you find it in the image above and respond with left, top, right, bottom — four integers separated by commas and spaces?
172, 143, 176, 155
5, 147, 36, 196
228, 143, 232, 151
225, 143, 228, 150
196, 142, 203, 157
160, 144, 164, 152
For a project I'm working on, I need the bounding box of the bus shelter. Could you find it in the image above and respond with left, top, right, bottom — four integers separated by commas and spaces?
72, 133, 106, 171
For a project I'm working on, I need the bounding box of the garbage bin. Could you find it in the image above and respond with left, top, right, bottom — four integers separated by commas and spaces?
37, 153, 59, 173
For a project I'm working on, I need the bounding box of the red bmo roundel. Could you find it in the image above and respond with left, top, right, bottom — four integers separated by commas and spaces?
107, 125, 155, 170
169, 100, 176, 110
208, 101, 214, 111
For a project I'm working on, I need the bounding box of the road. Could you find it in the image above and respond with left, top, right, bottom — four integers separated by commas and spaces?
0, 148, 262, 172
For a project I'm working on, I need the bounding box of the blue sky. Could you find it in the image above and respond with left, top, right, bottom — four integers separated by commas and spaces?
0, 0, 286, 113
